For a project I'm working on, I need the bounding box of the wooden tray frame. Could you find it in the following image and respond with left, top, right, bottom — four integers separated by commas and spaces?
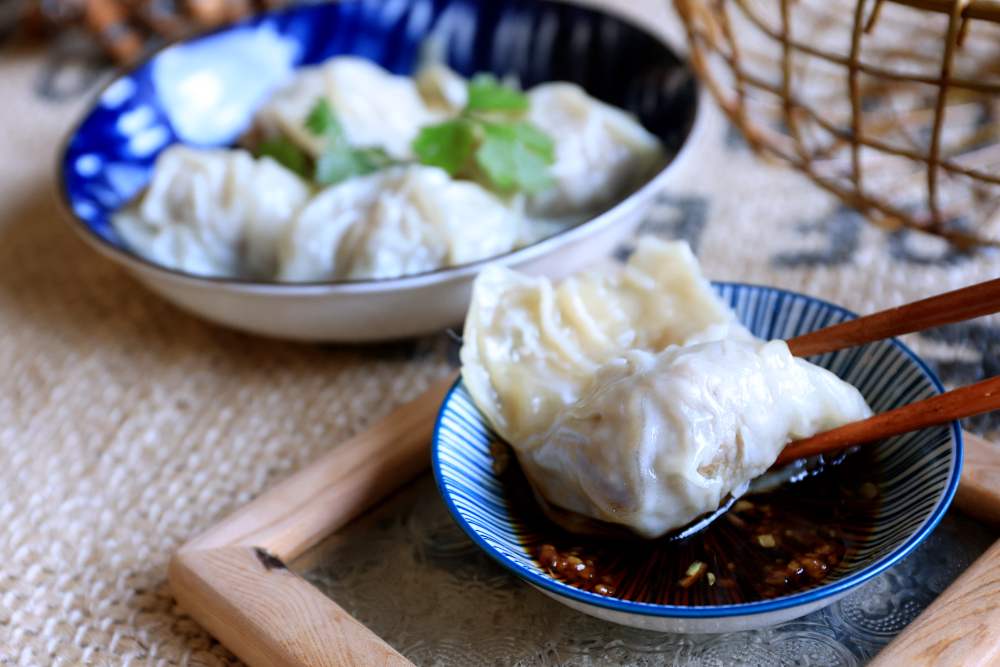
169, 373, 1000, 666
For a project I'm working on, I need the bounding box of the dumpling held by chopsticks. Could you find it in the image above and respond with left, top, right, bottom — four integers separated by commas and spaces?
460, 237, 872, 538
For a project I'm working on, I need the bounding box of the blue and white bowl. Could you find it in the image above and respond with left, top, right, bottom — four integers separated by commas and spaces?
432, 283, 962, 633
58, 0, 700, 342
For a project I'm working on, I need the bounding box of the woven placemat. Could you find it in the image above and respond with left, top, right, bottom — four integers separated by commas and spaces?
1, 4, 998, 664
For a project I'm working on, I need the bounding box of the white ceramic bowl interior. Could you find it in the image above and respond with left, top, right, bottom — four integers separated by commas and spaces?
59, 0, 701, 341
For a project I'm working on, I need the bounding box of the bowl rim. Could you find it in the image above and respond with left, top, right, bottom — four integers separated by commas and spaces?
431, 281, 963, 618
54, 0, 701, 295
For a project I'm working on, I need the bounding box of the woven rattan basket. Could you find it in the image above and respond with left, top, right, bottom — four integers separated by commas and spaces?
675, 0, 1000, 247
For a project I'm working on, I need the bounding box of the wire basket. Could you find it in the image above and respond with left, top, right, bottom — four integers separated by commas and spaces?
674, 0, 1000, 247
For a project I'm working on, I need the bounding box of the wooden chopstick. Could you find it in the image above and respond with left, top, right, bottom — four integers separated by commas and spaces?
774, 278, 1000, 465
775, 374, 1000, 465
786, 277, 1000, 357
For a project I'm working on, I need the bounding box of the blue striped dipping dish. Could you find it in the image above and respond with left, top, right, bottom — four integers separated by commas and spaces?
432, 283, 961, 634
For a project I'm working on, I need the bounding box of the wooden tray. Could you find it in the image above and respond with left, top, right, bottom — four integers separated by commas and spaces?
168, 374, 1000, 666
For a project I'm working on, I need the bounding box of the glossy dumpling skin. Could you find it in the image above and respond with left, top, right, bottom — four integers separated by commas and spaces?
278, 165, 522, 281
252, 56, 444, 160
111, 145, 310, 278
524, 83, 666, 217
529, 342, 873, 538
460, 238, 738, 448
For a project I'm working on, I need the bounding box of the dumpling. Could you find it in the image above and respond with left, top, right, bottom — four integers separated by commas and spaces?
278, 165, 522, 281
112, 145, 310, 278
526, 342, 873, 538
460, 237, 873, 538
524, 83, 665, 217
460, 238, 739, 447
252, 56, 444, 160
415, 63, 468, 114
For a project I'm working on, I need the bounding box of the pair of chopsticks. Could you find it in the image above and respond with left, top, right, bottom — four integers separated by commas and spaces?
776, 277, 1000, 465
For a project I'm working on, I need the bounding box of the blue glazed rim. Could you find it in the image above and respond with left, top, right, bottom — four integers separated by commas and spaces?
55, 0, 701, 289
431, 282, 963, 618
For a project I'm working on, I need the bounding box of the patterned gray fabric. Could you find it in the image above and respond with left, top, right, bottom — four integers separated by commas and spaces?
302, 476, 994, 666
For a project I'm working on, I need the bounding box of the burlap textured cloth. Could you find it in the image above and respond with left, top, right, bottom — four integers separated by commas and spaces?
1, 4, 997, 665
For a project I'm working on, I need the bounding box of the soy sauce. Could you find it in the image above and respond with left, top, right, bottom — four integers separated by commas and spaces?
494, 443, 882, 605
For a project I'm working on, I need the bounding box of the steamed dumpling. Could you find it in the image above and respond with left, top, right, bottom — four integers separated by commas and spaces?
111, 145, 310, 278
118, 58, 672, 283
460, 238, 739, 447
252, 57, 444, 160
525, 83, 665, 217
415, 63, 469, 113
528, 342, 873, 538
460, 236, 873, 538
278, 165, 522, 281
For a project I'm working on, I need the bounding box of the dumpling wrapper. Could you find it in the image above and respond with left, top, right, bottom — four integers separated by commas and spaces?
278, 165, 522, 281
524, 82, 666, 217
415, 63, 469, 114
530, 342, 873, 538
460, 236, 873, 537
461, 238, 739, 448
111, 145, 310, 278
252, 56, 444, 160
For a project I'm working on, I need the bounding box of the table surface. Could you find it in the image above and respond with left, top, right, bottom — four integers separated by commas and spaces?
1, 2, 999, 665
299, 474, 996, 666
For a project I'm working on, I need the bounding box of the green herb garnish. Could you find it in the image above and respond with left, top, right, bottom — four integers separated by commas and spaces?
475, 121, 554, 193
411, 74, 555, 194
304, 99, 397, 186
304, 98, 341, 136
411, 119, 477, 175
314, 145, 395, 185
465, 73, 530, 113
256, 137, 310, 179
256, 75, 554, 194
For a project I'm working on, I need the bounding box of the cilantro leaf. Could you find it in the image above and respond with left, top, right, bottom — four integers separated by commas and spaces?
304, 99, 398, 186
300, 76, 554, 193
314, 151, 363, 186
475, 121, 555, 193
304, 98, 344, 142
256, 137, 309, 178
411, 119, 478, 176
466, 74, 529, 114
315, 146, 396, 185
353, 147, 396, 172
505, 120, 555, 160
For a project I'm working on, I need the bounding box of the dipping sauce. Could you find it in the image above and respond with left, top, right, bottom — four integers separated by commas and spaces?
492, 441, 881, 605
